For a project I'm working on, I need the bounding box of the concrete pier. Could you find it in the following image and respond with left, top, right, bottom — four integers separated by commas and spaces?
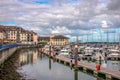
41, 50, 120, 80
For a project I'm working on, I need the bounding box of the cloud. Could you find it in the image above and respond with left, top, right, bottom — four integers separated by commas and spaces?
0, 0, 120, 38
107, 0, 120, 11
50, 26, 71, 34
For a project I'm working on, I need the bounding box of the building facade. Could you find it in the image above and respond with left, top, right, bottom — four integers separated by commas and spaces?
38, 35, 69, 46
4, 26, 23, 43
0, 30, 6, 45
38, 36, 50, 42
33, 33, 38, 44
20, 30, 28, 44
0, 25, 38, 44
50, 35, 69, 46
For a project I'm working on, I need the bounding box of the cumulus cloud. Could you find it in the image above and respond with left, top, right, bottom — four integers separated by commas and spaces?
51, 26, 71, 35
0, 0, 120, 38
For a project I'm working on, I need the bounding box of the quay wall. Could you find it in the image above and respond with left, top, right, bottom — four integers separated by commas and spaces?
0, 45, 39, 66
0, 47, 17, 65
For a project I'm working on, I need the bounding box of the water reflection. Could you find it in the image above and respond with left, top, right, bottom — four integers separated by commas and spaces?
82, 59, 120, 71
17, 49, 102, 80
74, 69, 78, 80
49, 58, 51, 70
96, 78, 100, 80
99, 60, 120, 71
39, 52, 43, 60
19, 49, 39, 66
107, 61, 120, 71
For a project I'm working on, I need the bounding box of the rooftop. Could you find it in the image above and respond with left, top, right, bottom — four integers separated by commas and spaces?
51, 35, 69, 39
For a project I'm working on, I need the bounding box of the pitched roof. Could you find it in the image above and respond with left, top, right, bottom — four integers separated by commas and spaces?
51, 35, 69, 39
38, 36, 50, 40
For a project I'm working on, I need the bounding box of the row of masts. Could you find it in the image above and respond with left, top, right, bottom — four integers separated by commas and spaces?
75, 30, 120, 43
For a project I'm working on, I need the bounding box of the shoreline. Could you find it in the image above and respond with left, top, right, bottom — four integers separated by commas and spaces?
0, 49, 25, 80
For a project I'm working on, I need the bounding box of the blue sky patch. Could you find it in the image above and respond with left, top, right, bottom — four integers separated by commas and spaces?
0, 22, 17, 25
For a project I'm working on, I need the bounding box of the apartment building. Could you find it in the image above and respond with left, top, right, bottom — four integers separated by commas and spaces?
0, 25, 38, 44
19, 30, 38, 44
27, 31, 38, 44
0, 25, 6, 44
20, 30, 28, 44
0, 30, 5, 44
4, 26, 23, 43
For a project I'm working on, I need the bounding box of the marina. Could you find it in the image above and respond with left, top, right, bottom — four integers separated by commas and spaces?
0, 42, 120, 80
0, 0, 120, 80
39, 43, 120, 80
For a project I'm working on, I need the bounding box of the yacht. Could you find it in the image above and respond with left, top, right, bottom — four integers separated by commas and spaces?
84, 47, 93, 56
108, 49, 120, 58
59, 49, 70, 55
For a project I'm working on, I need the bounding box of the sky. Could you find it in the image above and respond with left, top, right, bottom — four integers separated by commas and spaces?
0, 0, 120, 42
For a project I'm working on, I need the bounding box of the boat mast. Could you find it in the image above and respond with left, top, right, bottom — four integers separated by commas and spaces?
119, 33, 120, 47
107, 28, 109, 47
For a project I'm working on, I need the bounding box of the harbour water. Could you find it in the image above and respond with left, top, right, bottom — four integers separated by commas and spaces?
17, 49, 120, 80
81, 59, 120, 71
17, 49, 97, 80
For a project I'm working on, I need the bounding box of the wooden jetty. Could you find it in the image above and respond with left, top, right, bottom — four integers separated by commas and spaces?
41, 51, 120, 80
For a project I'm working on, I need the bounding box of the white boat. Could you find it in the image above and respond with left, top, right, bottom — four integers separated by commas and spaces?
109, 53, 120, 57
109, 49, 120, 52
84, 53, 93, 56
59, 49, 69, 55
108, 49, 120, 57
84, 47, 93, 56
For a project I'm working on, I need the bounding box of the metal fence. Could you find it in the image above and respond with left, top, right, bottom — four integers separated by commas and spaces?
0, 44, 24, 50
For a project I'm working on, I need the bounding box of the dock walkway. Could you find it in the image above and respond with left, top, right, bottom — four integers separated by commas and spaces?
42, 51, 120, 80
57, 55, 120, 79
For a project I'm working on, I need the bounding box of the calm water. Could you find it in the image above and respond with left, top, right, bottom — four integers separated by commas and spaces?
81, 59, 120, 71
17, 49, 98, 80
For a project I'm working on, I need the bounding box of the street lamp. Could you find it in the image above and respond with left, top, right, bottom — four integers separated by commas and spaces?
74, 68, 78, 80
74, 45, 78, 69
49, 44, 51, 56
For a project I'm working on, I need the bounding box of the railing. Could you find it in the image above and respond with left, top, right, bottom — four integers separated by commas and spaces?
0, 44, 29, 51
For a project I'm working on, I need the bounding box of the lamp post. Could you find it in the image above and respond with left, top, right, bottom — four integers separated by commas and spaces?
49, 44, 51, 56
49, 58, 51, 70
74, 68, 78, 80
74, 45, 78, 69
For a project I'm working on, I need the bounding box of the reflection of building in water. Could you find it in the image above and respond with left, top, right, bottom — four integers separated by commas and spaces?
19, 53, 28, 66
33, 51, 38, 63
19, 50, 39, 66
27, 53, 33, 64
